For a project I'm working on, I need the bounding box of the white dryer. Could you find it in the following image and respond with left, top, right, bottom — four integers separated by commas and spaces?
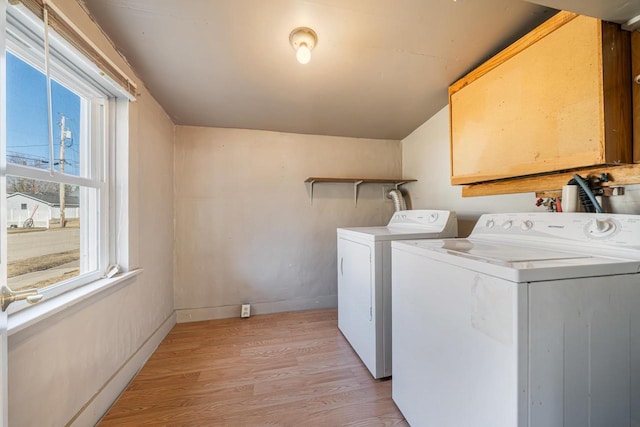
391, 212, 640, 427
337, 209, 457, 379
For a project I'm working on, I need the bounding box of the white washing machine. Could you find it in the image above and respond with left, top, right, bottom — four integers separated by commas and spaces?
391, 212, 640, 427
337, 209, 457, 379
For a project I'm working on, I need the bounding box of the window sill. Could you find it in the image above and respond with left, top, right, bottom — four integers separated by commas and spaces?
7, 269, 143, 336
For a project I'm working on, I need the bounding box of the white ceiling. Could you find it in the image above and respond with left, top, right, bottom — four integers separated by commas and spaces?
523, 0, 640, 27
81, 0, 560, 139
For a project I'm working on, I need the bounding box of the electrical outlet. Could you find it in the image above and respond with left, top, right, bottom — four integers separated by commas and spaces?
241, 304, 251, 318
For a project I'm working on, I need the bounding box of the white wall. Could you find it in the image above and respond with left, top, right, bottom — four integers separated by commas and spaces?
174, 126, 402, 321
6, 1, 175, 426
402, 105, 640, 236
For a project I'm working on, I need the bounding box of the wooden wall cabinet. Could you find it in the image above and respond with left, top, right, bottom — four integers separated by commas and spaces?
449, 11, 632, 186
633, 31, 640, 163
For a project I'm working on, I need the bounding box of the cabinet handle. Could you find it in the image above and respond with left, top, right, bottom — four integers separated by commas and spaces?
340, 257, 344, 276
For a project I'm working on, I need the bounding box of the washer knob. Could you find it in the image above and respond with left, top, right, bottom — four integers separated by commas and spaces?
587, 218, 616, 237
520, 220, 533, 230
485, 219, 495, 229
428, 213, 438, 223
502, 220, 512, 230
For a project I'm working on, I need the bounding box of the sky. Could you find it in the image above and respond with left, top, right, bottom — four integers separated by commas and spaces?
6, 51, 81, 176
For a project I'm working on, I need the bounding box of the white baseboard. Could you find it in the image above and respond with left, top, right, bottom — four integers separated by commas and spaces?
176, 295, 337, 323
69, 311, 177, 426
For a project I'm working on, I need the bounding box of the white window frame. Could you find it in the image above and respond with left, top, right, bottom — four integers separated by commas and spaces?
4, 4, 131, 315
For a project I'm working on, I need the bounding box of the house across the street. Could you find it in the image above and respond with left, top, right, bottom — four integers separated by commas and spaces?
6, 192, 80, 228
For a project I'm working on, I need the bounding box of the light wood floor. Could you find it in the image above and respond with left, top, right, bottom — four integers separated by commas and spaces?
99, 309, 408, 426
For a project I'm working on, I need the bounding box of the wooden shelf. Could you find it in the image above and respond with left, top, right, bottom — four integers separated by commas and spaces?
461, 163, 640, 197
304, 177, 416, 184
304, 177, 416, 205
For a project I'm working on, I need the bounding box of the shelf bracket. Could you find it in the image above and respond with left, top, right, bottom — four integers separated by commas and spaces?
307, 179, 316, 205
353, 180, 363, 206
304, 177, 416, 205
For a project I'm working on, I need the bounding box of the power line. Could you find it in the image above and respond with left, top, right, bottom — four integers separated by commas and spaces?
7, 144, 50, 148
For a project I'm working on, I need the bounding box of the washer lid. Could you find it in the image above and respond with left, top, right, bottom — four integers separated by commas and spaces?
392, 239, 640, 283
437, 240, 588, 263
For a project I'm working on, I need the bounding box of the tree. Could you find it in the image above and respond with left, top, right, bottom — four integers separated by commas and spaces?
7, 177, 58, 194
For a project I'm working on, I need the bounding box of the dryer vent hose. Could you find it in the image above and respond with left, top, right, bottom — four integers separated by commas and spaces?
387, 189, 407, 212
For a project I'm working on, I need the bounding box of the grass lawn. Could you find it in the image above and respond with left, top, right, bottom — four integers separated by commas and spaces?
7, 249, 80, 278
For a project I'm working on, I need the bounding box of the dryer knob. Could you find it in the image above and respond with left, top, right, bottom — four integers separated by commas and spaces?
428, 213, 438, 223
502, 220, 512, 230
520, 220, 533, 230
485, 219, 495, 229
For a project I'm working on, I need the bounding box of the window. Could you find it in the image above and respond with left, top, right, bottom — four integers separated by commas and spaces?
3, 3, 134, 312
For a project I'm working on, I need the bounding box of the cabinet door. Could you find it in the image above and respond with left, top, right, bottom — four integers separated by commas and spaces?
449, 12, 631, 185
337, 238, 375, 372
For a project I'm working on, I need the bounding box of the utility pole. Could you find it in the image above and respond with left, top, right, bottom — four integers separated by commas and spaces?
59, 114, 70, 228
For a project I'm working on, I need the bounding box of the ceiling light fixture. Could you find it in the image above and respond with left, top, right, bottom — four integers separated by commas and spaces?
289, 27, 317, 64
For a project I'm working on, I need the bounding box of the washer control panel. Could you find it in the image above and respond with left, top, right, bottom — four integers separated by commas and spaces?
471, 213, 640, 248
389, 210, 456, 228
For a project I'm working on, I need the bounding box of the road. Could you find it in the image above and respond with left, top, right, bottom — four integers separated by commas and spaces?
7, 227, 80, 262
